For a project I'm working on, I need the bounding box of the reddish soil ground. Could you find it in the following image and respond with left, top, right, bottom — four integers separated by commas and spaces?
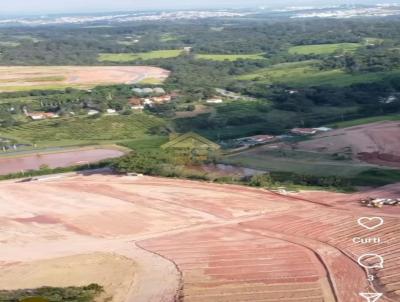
297, 121, 400, 168
0, 174, 398, 302
0, 66, 170, 91
0, 148, 125, 175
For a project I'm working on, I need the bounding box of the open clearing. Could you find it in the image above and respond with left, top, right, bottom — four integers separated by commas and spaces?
0, 253, 136, 302
98, 50, 183, 62
223, 146, 376, 177
288, 43, 361, 55
0, 146, 125, 175
0, 174, 399, 301
225, 121, 400, 175
298, 121, 400, 168
0, 66, 169, 92
237, 60, 400, 87
196, 53, 266, 61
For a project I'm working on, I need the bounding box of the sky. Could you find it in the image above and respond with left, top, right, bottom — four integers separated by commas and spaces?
0, 0, 386, 15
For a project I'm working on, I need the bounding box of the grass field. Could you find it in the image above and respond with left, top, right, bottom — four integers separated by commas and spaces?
139, 77, 164, 85
119, 136, 168, 151
328, 114, 400, 128
0, 114, 165, 147
196, 53, 266, 61
98, 50, 183, 62
288, 43, 361, 55
237, 60, 400, 87
160, 33, 179, 42
223, 148, 374, 177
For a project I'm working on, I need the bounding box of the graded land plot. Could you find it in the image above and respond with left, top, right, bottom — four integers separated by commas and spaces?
0, 66, 170, 92
237, 60, 400, 87
0, 114, 165, 146
139, 226, 337, 302
223, 146, 375, 177
0, 174, 399, 301
297, 121, 400, 168
288, 42, 362, 55
196, 53, 266, 61
98, 50, 183, 62
0, 146, 126, 175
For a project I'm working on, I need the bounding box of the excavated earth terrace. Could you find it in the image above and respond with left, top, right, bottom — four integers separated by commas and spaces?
0, 174, 399, 302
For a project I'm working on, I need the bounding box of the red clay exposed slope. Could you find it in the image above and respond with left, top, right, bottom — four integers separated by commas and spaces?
0, 174, 399, 302
297, 121, 400, 168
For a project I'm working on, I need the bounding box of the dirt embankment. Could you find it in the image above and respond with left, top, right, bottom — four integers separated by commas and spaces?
297, 121, 400, 167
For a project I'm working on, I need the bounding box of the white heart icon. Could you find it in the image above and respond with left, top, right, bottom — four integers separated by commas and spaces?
357, 217, 384, 230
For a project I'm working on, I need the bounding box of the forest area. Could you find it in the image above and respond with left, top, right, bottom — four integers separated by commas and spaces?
0, 17, 400, 140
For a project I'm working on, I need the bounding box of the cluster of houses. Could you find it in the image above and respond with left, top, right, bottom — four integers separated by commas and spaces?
129, 87, 177, 110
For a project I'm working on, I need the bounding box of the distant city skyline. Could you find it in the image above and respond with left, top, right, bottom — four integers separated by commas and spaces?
0, 0, 390, 15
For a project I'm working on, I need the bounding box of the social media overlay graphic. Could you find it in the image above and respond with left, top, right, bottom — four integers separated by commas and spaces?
357, 254, 384, 269
359, 292, 383, 302
357, 217, 384, 230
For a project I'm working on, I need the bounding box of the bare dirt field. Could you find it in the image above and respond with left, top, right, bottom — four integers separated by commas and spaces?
0, 174, 399, 302
297, 121, 400, 167
0, 147, 125, 175
0, 253, 136, 302
0, 66, 170, 92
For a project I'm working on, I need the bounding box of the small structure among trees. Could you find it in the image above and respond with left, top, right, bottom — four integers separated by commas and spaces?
161, 132, 220, 163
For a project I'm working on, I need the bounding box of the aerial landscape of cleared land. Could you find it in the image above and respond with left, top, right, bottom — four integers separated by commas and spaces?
0, 174, 399, 301
0, 66, 169, 92
1, 6, 400, 302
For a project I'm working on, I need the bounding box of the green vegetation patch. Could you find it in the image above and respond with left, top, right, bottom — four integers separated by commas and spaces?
0, 284, 103, 302
138, 77, 164, 85
0, 114, 165, 145
237, 60, 400, 87
288, 43, 361, 55
119, 136, 169, 152
223, 148, 373, 177
350, 168, 400, 187
329, 114, 400, 128
160, 33, 179, 42
98, 50, 183, 62
196, 53, 266, 61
